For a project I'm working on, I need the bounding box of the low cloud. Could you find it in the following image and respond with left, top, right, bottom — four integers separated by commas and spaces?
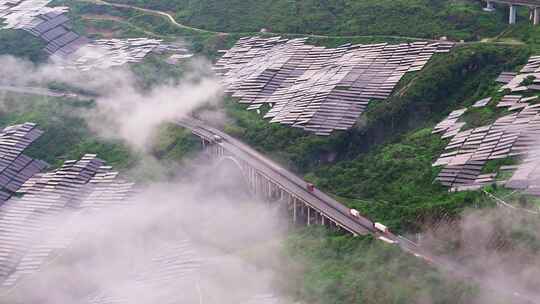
3, 163, 289, 304
420, 207, 540, 303
0, 54, 223, 151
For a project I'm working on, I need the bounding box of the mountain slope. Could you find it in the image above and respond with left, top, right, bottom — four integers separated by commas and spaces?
107, 0, 506, 40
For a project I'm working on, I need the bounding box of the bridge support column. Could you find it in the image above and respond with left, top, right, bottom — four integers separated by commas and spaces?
307, 207, 311, 226
293, 199, 297, 223
509, 5, 517, 24
534, 7, 540, 25
484, 1, 495, 12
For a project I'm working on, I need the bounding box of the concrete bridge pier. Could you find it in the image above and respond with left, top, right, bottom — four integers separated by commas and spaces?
484, 0, 495, 11
535, 7, 540, 25
509, 4, 517, 24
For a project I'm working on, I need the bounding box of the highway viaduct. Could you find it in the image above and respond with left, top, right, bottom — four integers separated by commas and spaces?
177, 117, 538, 304
485, 0, 540, 24
177, 117, 382, 238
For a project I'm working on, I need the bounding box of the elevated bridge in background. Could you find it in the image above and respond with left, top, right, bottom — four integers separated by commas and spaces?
486, 0, 540, 24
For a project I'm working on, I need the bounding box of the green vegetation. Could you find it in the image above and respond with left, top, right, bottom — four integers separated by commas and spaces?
106, 0, 506, 41
308, 128, 492, 231
497, 21, 540, 54
222, 99, 349, 173
224, 44, 529, 170
284, 227, 478, 304
0, 93, 136, 168
0, 93, 199, 173
129, 54, 185, 90
52, 0, 240, 58
0, 30, 46, 62
364, 44, 528, 140
151, 123, 199, 161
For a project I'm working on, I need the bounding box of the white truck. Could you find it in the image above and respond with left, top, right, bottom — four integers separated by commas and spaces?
212, 135, 223, 143
374, 222, 389, 234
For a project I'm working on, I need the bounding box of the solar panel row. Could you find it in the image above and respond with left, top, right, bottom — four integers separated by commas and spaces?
0, 0, 68, 30
0, 122, 47, 204
55, 38, 164, 71
498, 55, 540, 92
0, 0, 85, 58
432, 108, 467, 139
1, 0, 169, 68
433, 95, 540, 192
215, 36, 453, 135
0, 154, 135, 289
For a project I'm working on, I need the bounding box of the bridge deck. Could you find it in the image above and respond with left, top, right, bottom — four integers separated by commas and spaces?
492, 0, 540, 6
177, 118, 373, 236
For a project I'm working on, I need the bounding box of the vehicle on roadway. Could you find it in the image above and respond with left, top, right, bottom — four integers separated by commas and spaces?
306, 183, 315, 192
414, 253, 434, 265
349, 208, 360, 217
374, 222, 389, 234
378, 236, 397, 244
212, 135, 223, 143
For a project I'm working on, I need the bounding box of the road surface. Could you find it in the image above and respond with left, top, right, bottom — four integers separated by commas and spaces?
0, 86, 71, 98
177, 118, 378, 236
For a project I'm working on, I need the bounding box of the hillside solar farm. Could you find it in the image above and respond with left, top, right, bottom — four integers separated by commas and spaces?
216, 37, 453, 135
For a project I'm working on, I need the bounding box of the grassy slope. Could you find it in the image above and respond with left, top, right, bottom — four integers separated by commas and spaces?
0, 30, 47, 62
107, 0, 506, 41
0, 93, 135, 169
284, 228, 484, 304
0, 93, 199, 172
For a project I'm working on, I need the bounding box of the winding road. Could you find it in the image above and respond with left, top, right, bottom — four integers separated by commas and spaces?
77, 0, 529, 49
83, 0, 222, 34
80, 0, 444, 42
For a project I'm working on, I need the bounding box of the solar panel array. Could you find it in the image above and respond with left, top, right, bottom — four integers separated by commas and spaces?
432, 108, 467, 139
0, 122, 47, 204
505, 151, 540, 195
0, 0, 67, 30
215, 36, 453, 135
0, 154, 135, 289
0, 0, 178, 68
497, 55, 540, 92
433, 96, 540, 191
57, 38, 164, 71
472, 97, 492, 108
0, 0, 88, 58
